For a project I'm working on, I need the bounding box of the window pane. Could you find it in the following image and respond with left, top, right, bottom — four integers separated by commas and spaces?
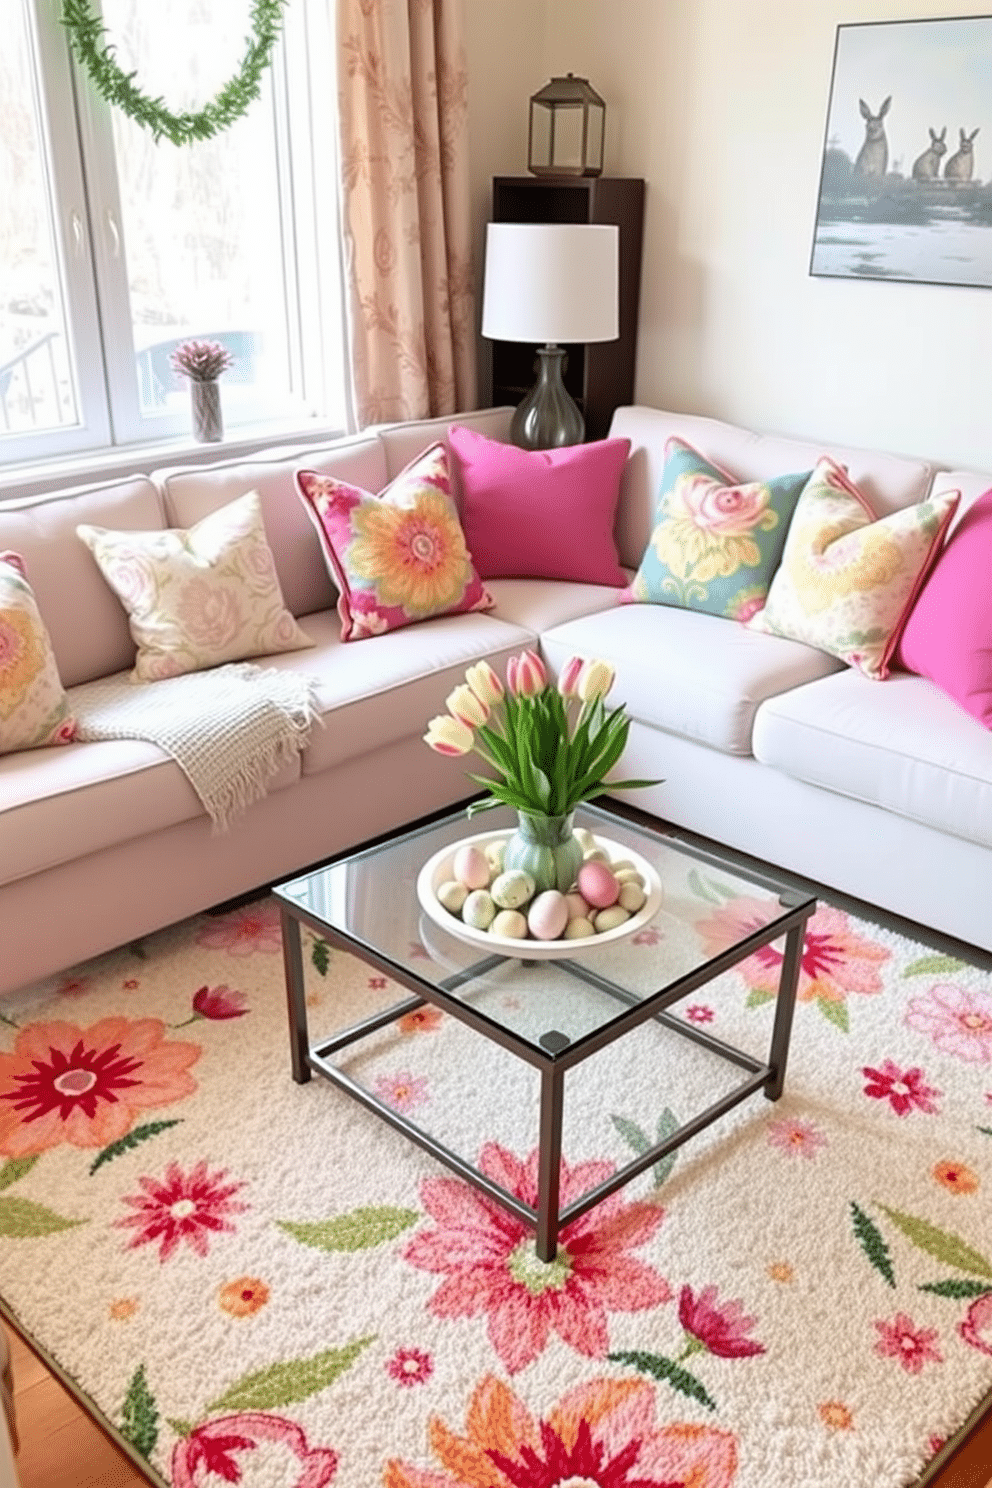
0, 0, 79, 438
101, 0, 303, 428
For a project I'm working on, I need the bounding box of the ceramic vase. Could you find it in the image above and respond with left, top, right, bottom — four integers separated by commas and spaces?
190, 379, 223, 443
502, 809, 583, 895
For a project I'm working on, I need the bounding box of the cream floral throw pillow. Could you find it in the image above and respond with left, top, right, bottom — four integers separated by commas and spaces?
0, 551, 76, 752
748, 457, 958, 679
77, 491, 313, 682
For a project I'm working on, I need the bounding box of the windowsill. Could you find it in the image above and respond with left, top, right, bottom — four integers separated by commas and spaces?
0, 416, 351, 503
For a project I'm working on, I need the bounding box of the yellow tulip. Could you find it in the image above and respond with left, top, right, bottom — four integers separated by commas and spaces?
424, 715, 474, 756
446, 684, 489, 728
577, 658, 615, 703
465, 661, 504, 707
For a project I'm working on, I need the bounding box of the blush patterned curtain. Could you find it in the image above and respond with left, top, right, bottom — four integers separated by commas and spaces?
336, 0, 477, 428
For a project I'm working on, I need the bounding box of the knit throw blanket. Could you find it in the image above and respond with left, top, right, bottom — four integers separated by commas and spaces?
71, 664, 320, 831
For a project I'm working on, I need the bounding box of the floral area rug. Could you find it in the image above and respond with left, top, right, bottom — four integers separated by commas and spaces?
0, 884, 991, 1488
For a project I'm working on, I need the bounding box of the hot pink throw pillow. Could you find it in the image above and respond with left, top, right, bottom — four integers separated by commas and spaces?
447, 426, 631, 586
896, 486, 992, 727
295, 443, 493, 642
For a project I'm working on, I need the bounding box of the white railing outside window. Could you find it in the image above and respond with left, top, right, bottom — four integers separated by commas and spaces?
0, 0, 347, 475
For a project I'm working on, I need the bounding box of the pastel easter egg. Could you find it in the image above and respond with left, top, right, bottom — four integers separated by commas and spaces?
485, 839, 507, 875
615, 868, 645, 888
491, 869, 536, 910
436, 879, 468, 915
565, 891, 592, 920
452, 844, 490, 890
618, 881, 647, 913
594, 905, 630, 933
527, 890, 569, 941
577, 860, 620, 909
491, 909, 529, 939
462, 889, 497, 929
563, 916, 596, 939
575, 828, 598, 854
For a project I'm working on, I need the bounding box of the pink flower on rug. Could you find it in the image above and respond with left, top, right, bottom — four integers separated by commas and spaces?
190, 985, 249, 1021
633, 927, 662, 945
686, 1005, 714, 1024
678, 1284, 766, 1359
402, 1143, 671, 1374
905, 984, 992, 1064
373, 1072, 429, 1114
383, 1373, 738, 1488
861, 1060, 942, 1116
766, 1117, 828, 1159
959, 1294, 992, 1356
172, 1411, 337, 1487
873, 1312, 943, 1374
0, 1018, 200, 1157
696, 901, 889, 1006
397, 1007, 443, 1034
116, 1160, 248, 1261
386, 1347, 433, 1387
195, 902, 283, 956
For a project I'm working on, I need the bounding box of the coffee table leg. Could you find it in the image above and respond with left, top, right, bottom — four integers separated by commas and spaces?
765, 920, 804, 1101
536, 1063, 565, 1262
280, 908, 311, 1084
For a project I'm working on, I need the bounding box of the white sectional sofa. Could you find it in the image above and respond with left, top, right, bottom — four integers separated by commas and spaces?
1, 403, 990, 1000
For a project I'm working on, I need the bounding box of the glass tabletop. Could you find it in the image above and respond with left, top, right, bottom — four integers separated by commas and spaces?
275, 801, 815, 1056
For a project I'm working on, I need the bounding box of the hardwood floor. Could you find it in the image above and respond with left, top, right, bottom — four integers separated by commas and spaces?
5, 1323, 992, 1487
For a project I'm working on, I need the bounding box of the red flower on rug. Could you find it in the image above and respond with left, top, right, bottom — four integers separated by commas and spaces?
873, 1312, 943, 1374
171, 1411, 338, 1487
959, 1294, 992, 1356
116, 1159, 248, 1261
195, 902, 283, 956
191, 985, 249, 1021
383, 1374, 738, 1487
0, 1018, 200, 1156
402, 1143, 671, 1374
861, 1060, 942, 1116
695, 901, 889, 1008
678, 1284, 766, 1359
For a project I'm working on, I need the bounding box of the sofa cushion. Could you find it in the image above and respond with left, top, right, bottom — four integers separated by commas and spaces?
155, 435, 388, 618
77, 492, 314, 681
748, 458, 958, 679
0, 477, 164, 686
295, 444, 492, 641
447, 424, 630, 585
540, 604, 843, 756
609, 406, 937, 574
377, 407, 515, 484
0, 553, 76, 752
626, 437, 810, 621
753, 668, 992, 851
485, 576, 627, 634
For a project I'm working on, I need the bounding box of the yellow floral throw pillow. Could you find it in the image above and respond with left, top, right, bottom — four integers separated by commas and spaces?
0, 551, 76, 752
77, 491, 313, 682
295, 442, 493, 641
748, 457, 959, 679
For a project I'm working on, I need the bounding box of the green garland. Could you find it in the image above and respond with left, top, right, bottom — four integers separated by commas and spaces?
61, 0, 288, 147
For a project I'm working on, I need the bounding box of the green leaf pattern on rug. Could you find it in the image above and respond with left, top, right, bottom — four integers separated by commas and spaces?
310, 937, 331, 977
278, 1206, 418, 1252
816, 997, 849, 1033
850, 1202, 896, 1287
0, 1156, 38, 1192
0, 1195, 86, 1238
918, 1279, 992, 1299
608, 1349, 717, 1411
121, 1364, 158, 1460
687, 870, 738, 906
878, 1204, 992, 1279
204, 1336, 374, 1415
977, 1126, 992, 1138
89, 1119, 183, 1175
745, 988, 775, 1010
903, 955, 966, 977
612, 1109, 680, 1187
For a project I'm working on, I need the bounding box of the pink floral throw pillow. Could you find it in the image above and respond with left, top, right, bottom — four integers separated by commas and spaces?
295, 443, 493, 641
0, 551, 76, 753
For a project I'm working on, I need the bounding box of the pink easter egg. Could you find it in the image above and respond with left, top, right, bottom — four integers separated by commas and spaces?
577, 860, 620, 909
452, 844, 490, 890
527, 890, 569, 941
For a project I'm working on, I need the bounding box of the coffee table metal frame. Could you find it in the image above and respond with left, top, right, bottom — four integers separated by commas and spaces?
275, 805, 816, 1262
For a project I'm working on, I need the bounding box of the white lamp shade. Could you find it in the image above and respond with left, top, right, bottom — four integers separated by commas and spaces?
481, 222, 619, 344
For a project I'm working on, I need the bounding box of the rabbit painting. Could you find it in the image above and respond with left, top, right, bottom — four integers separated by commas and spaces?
854, 96, 891, 176
911, 126, 947, 179
944, 127, 979, 180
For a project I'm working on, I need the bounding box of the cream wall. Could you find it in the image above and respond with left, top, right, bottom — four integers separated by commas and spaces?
465, 0, 992, 472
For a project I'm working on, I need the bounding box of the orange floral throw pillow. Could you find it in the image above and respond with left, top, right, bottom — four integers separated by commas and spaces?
0, 551, 76, 753
296, 443, 493, 641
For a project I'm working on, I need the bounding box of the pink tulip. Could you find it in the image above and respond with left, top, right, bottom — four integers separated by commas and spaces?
508, 649, 547, 698
446, 684, 489, 728
424, 715, 474, 756
557, 655, 585, 698
192, 985, 248, 1021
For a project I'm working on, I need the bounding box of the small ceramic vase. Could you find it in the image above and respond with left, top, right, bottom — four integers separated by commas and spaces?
502, 809, 583, 895
190, 379, 223, 443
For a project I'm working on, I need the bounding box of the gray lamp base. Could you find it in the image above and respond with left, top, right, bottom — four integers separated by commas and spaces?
510, 345, 585, 450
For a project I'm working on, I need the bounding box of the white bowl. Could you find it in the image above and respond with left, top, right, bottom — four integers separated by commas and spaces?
416, 829, 663, 960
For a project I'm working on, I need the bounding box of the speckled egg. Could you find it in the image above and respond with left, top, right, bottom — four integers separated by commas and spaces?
527, 890, 569, 941
577, 859, 620, 909
563, 916, 596, 939
462, 889, 497, 929
565, 891, 592, 920
436, 879, 469, 914
491, 869, 536, 909
618, 881, 647, 913
594, 905, 630, 933
452, 843, 491, 890
491, 909, 529, 939
485, 839, 507, 875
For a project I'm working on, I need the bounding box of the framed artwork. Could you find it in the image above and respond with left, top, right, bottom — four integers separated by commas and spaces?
809, 15, 992, 288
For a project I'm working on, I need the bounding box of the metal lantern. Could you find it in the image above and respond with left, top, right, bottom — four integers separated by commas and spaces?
528, 73, 605, 178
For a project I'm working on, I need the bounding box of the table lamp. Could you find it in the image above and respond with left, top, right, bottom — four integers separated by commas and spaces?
481, 222, 619, 450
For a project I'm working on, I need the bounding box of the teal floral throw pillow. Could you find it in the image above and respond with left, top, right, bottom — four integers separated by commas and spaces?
626, 438, 812, 622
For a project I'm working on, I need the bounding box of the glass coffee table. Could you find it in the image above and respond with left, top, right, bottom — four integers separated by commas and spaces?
274, 801, 816, 1261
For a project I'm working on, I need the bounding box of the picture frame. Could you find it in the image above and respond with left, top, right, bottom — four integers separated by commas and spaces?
809, 15, 992, 289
